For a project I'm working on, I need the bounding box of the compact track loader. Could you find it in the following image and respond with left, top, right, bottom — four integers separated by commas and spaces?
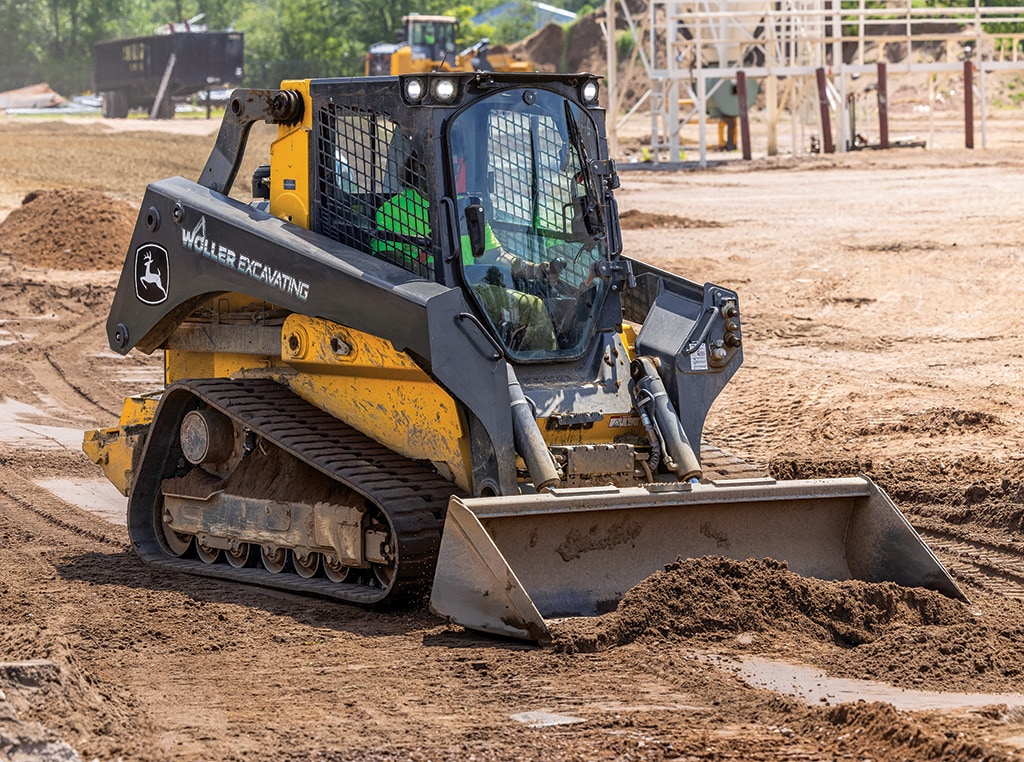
84, 73, 964, 643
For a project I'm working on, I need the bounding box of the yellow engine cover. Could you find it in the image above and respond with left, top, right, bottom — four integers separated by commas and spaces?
160, 306, 473, 493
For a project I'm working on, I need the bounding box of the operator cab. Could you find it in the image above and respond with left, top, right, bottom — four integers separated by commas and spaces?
447, 84, 618, 361
405, 15, 458, 64
310, 73, 624, 363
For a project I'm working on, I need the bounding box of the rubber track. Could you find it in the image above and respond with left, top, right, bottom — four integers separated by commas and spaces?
131, 378, 463, 606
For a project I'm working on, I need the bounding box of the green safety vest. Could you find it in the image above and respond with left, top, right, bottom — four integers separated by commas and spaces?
374, 190, 556, 350
373, 188, 430, 264
375, 189, 501, 266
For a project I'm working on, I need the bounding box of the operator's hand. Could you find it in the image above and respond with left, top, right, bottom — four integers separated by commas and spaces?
540, 257, 566, 287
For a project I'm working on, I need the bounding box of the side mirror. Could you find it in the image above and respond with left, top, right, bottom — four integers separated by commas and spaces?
464, 197, 487, 259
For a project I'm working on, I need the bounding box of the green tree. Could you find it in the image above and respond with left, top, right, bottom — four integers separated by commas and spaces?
491, 0, 536, 44
443, 4, 497, 49
0, 0, 47, 89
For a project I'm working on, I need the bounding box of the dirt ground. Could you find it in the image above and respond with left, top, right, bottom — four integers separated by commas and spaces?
3, 108, 1024, 761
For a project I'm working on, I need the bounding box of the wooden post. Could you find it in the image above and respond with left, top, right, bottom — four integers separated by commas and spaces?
815, 67, 835, 154
876, 62, 889, 149
736, 71, 752, 161
964, 58, 974, 149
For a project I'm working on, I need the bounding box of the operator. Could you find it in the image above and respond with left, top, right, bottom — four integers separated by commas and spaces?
373, 157, 560, 352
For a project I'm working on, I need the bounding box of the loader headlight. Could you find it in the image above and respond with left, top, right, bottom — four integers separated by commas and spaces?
580, 79, 599, 105
403, 77, 425, 103
432, 77, 458, 103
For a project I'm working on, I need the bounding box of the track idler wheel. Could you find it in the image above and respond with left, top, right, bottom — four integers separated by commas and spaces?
196, 537, 221, 564
323, 554, 352, 583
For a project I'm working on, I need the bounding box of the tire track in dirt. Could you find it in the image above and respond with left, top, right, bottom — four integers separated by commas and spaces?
42, 347, 122, 418
0, 271, 159, 427
0, 464, 125, 549
922, 530, 1024, 601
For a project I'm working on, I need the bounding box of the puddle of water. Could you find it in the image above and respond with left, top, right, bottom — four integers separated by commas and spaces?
509, 711, 585, 728
718, 654, 1024, 712
0, 398, 126, 526
0, 398, 82, 451
33, 477, 126, 526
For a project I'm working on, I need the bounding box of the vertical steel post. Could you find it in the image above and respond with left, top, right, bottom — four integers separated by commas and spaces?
816, 67, 835, 154
606, 0, 618, 159
736, 71, 752, 160
876, 62, 889, 149
964, 58, 974, 149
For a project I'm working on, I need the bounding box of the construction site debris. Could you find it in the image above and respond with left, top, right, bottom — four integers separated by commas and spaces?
0, 84, 65, 111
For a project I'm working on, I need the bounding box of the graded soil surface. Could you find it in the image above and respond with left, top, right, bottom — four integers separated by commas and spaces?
2, 113, 1024, 761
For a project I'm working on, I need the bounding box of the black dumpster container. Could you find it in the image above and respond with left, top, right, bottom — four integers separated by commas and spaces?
92, 31, 243, 118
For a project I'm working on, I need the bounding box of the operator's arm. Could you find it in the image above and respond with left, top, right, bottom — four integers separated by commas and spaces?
488, 249, 566, 287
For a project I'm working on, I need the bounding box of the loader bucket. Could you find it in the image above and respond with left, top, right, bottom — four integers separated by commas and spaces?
429, 476, 966, 643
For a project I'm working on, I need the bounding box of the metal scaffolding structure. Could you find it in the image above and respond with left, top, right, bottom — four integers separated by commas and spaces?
606, 0, 1024, 165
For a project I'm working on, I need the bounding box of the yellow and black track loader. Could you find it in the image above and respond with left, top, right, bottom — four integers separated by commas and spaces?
84, 73, 964, 643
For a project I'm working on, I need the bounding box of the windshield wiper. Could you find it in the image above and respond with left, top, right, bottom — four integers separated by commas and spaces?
563, 101, 624, 260
563, 101, 604, 242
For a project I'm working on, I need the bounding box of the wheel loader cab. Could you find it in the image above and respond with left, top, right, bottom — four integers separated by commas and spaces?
406, 16, 457, 64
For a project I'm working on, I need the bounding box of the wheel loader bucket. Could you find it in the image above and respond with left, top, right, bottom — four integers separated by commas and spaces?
429, 476, 966, 643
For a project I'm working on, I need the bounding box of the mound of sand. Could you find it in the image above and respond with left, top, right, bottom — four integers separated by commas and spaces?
619, 209, 724, 229
0, 625, 144, 760
553, 557, 970, 652
551, 556, 1024, 691
0, 188, 136, 270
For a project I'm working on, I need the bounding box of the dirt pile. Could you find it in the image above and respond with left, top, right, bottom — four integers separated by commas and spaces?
505, 15, 607, 75
0, 188, 136, 270
552, 557, 970, 650
802, 702, 1020, 762
619, 209, 724, 229
0, 625, 144, 761
552, 557, 1024, 692
500, 23, 564, 71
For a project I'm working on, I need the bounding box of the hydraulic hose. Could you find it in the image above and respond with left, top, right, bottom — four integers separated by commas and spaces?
636, 403, 662, 475
630, 356, 702, 482
507, 365, 561, 491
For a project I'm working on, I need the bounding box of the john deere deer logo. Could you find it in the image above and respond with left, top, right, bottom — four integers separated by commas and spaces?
134, 244, 168, 304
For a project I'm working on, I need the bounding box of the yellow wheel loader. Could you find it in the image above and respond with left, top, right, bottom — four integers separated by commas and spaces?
365, 15, 533, 76
84, 73, 963, 643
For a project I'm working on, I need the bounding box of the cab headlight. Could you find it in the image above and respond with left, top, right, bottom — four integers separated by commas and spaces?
580, 80, 599, 105
404, 78, 425, 103
432, 78, 458, 103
